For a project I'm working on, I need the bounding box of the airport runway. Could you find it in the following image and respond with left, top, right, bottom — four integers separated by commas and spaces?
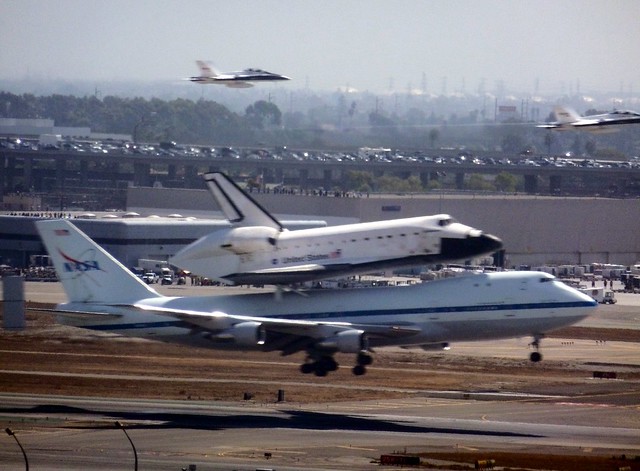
1, 280, 639, 470
1, 392, 639, 471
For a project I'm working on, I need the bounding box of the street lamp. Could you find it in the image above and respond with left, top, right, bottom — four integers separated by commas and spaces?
115, 421, 138, 471
5, 427, 29, 471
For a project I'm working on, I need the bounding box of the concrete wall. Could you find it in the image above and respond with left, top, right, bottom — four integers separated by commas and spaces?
128, 188, 640, 267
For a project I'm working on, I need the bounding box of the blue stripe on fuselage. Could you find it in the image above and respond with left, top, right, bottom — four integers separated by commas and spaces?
81, 300, 595, 332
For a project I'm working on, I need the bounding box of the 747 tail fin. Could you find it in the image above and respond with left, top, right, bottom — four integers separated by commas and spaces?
36, 219, 161, 304
204, 172, 283, 231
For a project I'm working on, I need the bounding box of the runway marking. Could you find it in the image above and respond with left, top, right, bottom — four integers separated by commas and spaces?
329, 401, 475, 411
336, 445, 376, 451
455, 445, 479, 451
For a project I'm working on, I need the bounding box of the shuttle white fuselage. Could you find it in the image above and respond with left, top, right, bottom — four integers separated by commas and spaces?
169, 173, 502, 285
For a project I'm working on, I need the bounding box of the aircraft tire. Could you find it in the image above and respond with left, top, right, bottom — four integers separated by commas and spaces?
300, 363, 315, 374
352, 364, 367, 376
357, 352, 373, 366
319, 356, 338, 372
530, 351, 542, 362
314, 366, 328, 377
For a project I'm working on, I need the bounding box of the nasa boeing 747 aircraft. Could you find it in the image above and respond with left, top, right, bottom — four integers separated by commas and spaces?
187, 60, 290, 88
168, 172, 503, 286
37, 220, 595, 377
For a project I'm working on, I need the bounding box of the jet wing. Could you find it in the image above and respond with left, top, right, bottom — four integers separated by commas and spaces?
572, 119, 602, 127
592, 117, 640, 126
28, 307, 123, 319
132, 304, 421, 354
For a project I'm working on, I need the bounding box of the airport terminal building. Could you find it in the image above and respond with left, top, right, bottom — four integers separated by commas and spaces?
128, 187, 640, 268
0, 213, 324, 270
1, 187, 639, 271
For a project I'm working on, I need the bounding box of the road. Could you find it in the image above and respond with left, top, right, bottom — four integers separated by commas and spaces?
1, 392, 639, 471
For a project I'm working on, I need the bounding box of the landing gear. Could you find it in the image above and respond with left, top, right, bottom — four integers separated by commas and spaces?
299, 351, 374, 376
352, 352, 373, 376
300, 355, 338, 376
529, 336, 543, 363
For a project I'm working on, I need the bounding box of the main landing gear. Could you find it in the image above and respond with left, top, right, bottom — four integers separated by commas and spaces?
352, 351, 373, 376
300, 355, 338, 376
300, 351, 373, 376
529, 335, 543, 363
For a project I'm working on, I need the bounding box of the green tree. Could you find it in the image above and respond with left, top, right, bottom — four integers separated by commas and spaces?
345, 171, 374, 192
245, 100, 282, 129
467, 174, 495, 191
494, 172, 517, 192
501, 133, 525, 153
375, 175, 423, 193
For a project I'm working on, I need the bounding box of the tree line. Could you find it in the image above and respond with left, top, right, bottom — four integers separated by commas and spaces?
0, 91, 635, 156
0, 91, 283, 146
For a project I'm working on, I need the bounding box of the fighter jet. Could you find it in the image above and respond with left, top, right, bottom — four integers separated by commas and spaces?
186, 60, 290, 88
168, 172, 503, 286
537, 106, 640, 133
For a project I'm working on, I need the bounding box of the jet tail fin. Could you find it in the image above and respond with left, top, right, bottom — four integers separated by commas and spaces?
196, 60, 219, 78
204, 172, 283, 230
554, 106, 581, 124
35, 219, 162, 304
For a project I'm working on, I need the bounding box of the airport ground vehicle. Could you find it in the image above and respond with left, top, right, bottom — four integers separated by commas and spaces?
580, 287, 617, 304
142, 272, 158, 284
161, 276, 173, 285
601, 291, 617, 304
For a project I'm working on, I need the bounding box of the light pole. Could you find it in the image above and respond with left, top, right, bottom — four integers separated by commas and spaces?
115, 421, 138, 471
5, 427, 29, 471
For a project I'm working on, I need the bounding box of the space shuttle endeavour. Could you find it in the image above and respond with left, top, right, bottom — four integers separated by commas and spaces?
168, 173, 503, 286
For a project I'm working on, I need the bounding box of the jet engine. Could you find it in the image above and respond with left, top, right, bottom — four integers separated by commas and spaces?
221, 321, 266, 347
419, 342, 450, 351
317, 329, 368, 353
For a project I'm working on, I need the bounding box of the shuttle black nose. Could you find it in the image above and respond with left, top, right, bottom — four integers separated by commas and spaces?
440, 233, 503, 260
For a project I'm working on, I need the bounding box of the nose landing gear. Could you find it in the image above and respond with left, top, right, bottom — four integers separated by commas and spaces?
529, 336, 543, 362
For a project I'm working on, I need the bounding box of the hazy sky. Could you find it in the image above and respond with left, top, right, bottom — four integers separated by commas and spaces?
2, 0, 639, 95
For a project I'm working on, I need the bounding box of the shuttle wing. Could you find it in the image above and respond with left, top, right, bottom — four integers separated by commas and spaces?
222, 263, 356, 285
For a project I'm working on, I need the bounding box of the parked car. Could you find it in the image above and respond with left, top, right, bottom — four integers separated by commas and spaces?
161, 276, 173, 285
142, 272, 158, 284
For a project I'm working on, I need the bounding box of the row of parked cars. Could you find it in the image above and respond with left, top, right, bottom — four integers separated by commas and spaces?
4, 136, 639, 170
135, 270, 186, 286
